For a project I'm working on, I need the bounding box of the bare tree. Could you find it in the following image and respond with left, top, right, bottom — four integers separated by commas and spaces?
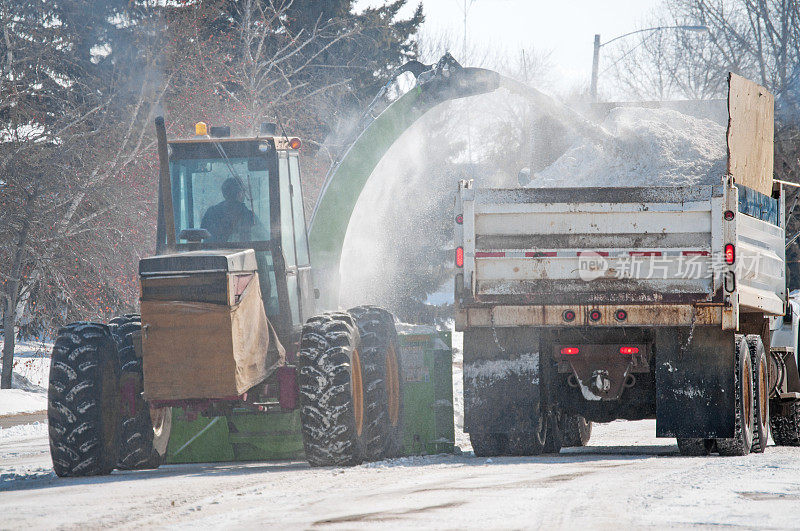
0, 1, 169, 388
606, 0, 800, 286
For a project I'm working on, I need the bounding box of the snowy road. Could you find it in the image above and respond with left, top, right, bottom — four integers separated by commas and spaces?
3, 420, 800, 529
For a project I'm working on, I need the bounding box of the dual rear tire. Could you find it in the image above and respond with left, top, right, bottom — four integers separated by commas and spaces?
677, 334, 769, 456
48, 323, 121, 477
109, 315, 170, 470
48, 318, 170, 477
297, 308, 404, 466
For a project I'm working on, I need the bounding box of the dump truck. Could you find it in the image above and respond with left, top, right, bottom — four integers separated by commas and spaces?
454, 73, 799, 456
46, 118, 458, 477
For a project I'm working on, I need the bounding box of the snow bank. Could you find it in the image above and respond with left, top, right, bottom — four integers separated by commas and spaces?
531, 107, 727, 188
0, 341, 51, 416
0, 388, 47, 416
0, 421, 48, 443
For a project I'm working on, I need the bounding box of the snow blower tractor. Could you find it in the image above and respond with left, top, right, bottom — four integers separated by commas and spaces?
46, 118, 455, 477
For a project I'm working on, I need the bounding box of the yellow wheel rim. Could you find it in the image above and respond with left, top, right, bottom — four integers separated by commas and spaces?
744, 356, 752, 429
386, 343, 401, 426
759, 358, 768, 424
351, 348, 364, 437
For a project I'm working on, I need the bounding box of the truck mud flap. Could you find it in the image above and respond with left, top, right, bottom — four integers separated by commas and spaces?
464, 353, 541, 433
462, 327, 544, 434
655, 327, 736, 438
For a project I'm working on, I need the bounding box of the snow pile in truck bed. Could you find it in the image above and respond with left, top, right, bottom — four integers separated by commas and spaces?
531, 107, 727, 188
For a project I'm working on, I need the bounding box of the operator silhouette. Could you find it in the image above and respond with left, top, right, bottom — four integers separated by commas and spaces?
201, 177, 257, 242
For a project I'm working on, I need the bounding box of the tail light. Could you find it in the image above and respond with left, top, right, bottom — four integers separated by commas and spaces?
589, 309, 601, 322
615, 309, 627, 321
724, 244, 735, 265
455, 214, 463, 224
620, 346, 640, 355
456, 246, 464, 268
563, 309, 576, 322
723, 210, 735, 221
560, 347, 580, 355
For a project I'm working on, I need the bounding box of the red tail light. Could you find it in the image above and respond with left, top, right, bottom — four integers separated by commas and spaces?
562, 309, 576, 322
723, 210, 735, 221
456, 246, 464, 268
455, 214, 463, 224
620, 346, 639, 355
724, 244, 735, 265
560, 347, 580, 355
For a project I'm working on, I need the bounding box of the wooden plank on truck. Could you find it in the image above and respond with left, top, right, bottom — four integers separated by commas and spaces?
727, 72, 774, 197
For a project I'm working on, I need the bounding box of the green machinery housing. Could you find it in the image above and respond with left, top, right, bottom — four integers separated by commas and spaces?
167, 330, 454, 463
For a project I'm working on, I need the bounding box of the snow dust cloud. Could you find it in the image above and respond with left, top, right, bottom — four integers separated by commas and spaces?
336, 82, 730, 318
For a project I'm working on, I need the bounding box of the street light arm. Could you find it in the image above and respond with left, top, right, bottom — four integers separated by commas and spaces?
600, 25, 708, 47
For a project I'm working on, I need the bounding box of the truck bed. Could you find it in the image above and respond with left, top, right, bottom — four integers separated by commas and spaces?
455, 180, 785, 325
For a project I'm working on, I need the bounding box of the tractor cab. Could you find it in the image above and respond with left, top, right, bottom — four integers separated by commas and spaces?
153, 122, 315, 343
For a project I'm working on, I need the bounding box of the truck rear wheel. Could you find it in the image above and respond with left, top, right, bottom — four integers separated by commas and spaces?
677, 438, 714, 456
298, 313, 366, 466
109, 314, 168, 469
48, 323, 120, 477
470, 433, 507, 456
770, 400, 800, 446
747, 335, 769, 453
560, 414, 592, 447
348, 306, 405, 460
509, 428, 547, 456
717, 335, 755, 456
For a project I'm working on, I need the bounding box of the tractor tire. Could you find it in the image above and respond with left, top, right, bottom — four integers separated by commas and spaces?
470, 433, 507, 457
109, 314, 168, 470
717, 335, 755, 456
770, 400, 800, 446
48, 323, 120, 477
298, 313, 367, 466
747, 335, 769, 453
560, 414, 592, 447
677, 438, 714, 456
348, 306, 405, 460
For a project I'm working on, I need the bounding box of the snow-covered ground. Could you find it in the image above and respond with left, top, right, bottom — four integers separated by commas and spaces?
3, 418, 800, 529
0, 340, 51, 416
2, 330, 800, 528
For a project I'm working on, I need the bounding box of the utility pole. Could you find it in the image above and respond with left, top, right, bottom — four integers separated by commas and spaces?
589, 25, 708, 102
590, 34, 600, 102
459, 0, 477, 177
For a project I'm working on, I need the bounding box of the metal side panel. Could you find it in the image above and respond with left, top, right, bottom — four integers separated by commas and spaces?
473, 185, 719, 205
398, 330, 455, 455
736, 213, 785, 314
469, 187, 718, 301
655, 327, 735, 438
475, 210, 712, 236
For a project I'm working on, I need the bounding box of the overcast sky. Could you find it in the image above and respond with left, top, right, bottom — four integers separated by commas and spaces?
357, 0, 665, 94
